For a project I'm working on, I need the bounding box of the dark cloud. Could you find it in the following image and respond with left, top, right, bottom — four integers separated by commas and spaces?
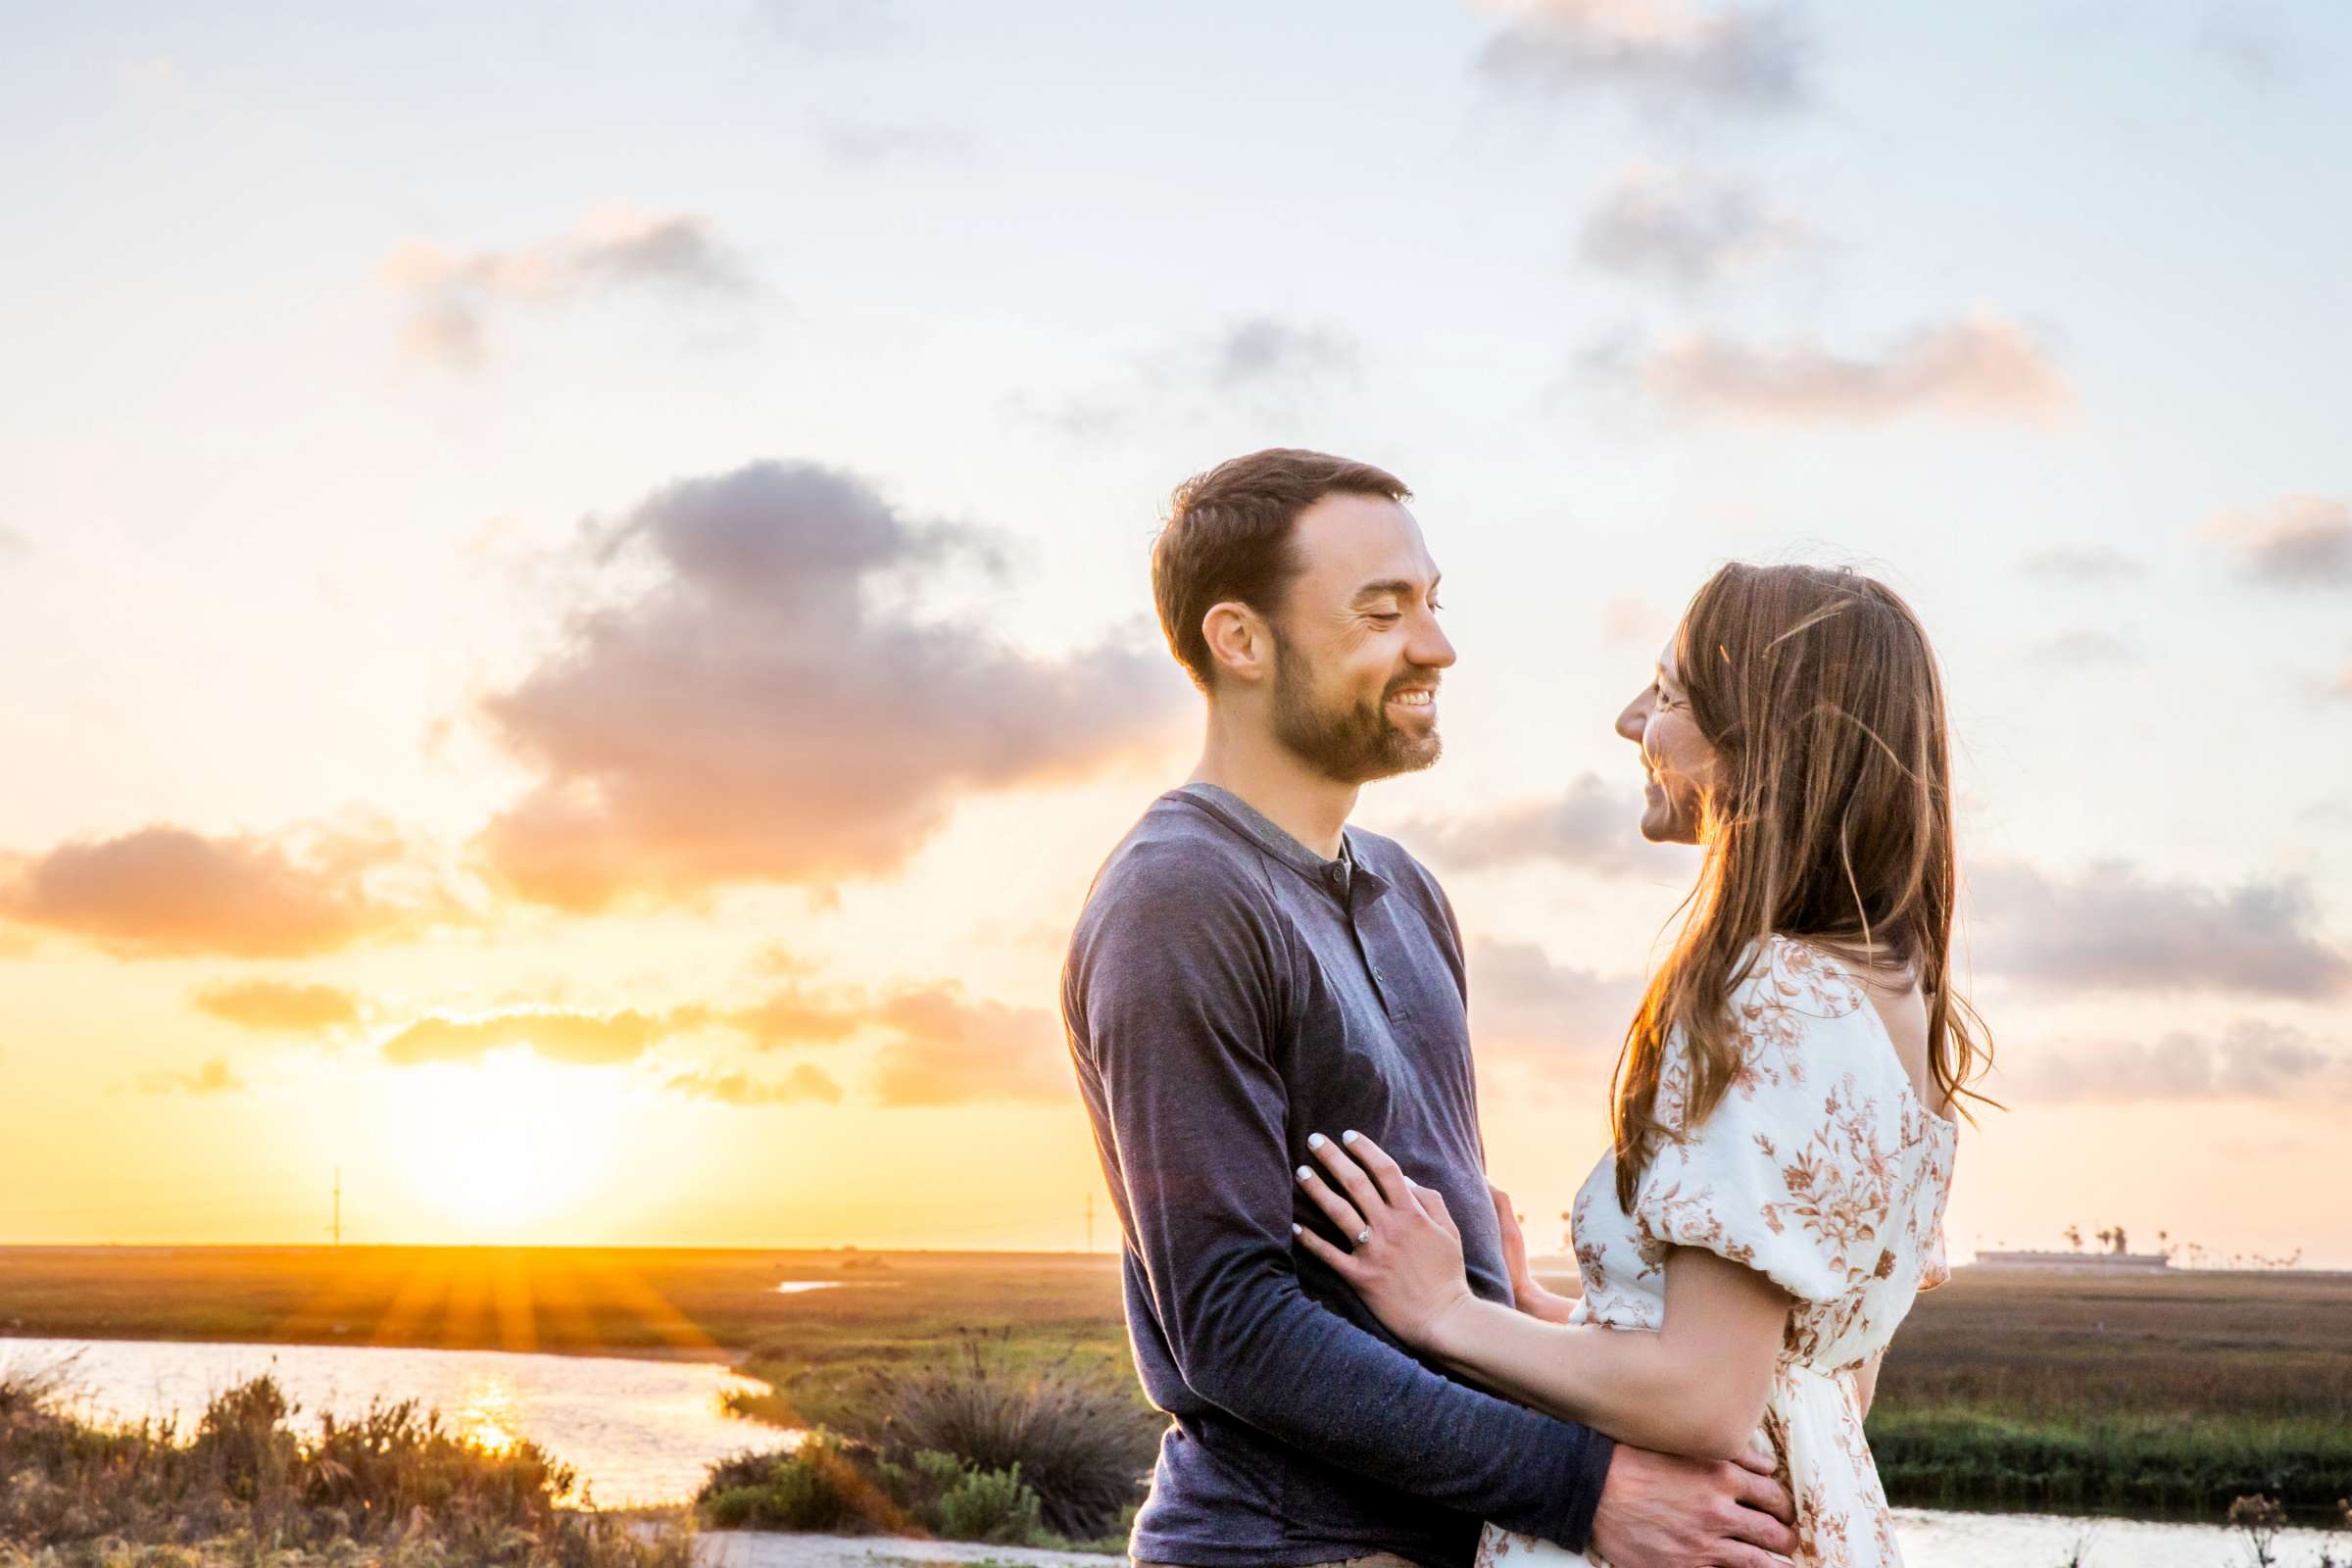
2018, 546, 2145, 583
0, 821, 453, 960
2026, 629, 2135, 669
666, 1064, 844, 1106
2201, 495, 2351, 585
1396, 774, 1696, 881
1206, 319, 1359, 390
1578, 165, 1804, 290
1478, 0, 1810, 113
138, 1057, 244, 1097
1467, 937, 1644, 1062
1971, 861, 2352, 999
868, 987, 1069, 1107
469, 460, 1183, 910
192, 979, 361, 1033
1633, 311, 2072, 423
378, 1007, 684, 1067
382, 209, 754, 370
2018, 1019, 2343, 1103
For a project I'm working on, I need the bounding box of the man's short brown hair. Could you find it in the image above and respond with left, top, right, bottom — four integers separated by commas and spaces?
1151, 448, 1411, 692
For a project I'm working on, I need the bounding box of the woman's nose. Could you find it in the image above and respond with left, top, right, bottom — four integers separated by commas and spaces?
1614, 696, 1646, 744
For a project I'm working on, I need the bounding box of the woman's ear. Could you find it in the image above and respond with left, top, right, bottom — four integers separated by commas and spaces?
1200, 601, 1274, 688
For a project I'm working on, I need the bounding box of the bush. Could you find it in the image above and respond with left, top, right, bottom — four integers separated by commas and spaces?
695, 1436, 1055, 1548
935, 1461, 1043, 1544
822, 1328, 1153, 1539
0, 1360, 690, 1568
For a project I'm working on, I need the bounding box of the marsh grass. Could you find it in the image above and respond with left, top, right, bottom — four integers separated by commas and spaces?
0, 1358, 690, 1568
703, 1329, 1152, 1547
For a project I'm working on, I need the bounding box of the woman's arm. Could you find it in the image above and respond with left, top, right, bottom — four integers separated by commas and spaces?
1296, 1132, 1786, 1460
1490, 1185, 1581, 1325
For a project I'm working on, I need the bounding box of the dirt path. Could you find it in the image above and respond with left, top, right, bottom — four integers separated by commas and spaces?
691, 1532, 1113, 1568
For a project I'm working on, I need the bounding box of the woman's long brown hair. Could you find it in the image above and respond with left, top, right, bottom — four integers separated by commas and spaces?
1611, 563, 1996, 1209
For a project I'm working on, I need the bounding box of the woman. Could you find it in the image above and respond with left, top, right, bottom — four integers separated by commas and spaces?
1290, 563, 1991, 1567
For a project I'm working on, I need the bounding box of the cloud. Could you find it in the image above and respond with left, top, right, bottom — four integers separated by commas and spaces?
2019, 1019, 2344, 1103
138, 1057, 244, 1096
868, 987, 1069, 1107
469, 460, 1182, 910
382, 207, 753, 369
720, 986, 867, 1050
1634, 310, 2073, 424
1970, 861, 2352, 1000
0, 821, 454, 960
2018, 546, 2144, 583
758, 0, 895, 52
2200, 495, 2351, 585
2197, 3, 2300, 82
1478, 0, 1810, 112
0, 525, 28, 561
1466, 937, 1644, 1061
192, 979, 362, 1033
2025, 628, 2135, 669
813, 123, 971, 167
666, 1064, 844, 1106
1578, 164, 1806, 290
1396, 774, 1695, 880
2332, 664, 2352, 702
378, 1007, 684, 1067
1019, 317, 1360, 442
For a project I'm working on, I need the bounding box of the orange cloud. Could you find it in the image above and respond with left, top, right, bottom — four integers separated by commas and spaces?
868, 987, 1068, 1107
378, 1007, 682, 1067
1639, 310, 2072, 423
137, 1057, 244, 1096
0, 821, 454, 959
666, 1064, 844, 1106
192, 979, 362, 1033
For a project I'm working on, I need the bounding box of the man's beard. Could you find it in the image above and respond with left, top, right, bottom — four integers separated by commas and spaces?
1270, 633, 1443, 785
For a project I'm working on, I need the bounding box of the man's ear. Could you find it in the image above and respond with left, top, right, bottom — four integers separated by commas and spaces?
1200, 601, 1274, 688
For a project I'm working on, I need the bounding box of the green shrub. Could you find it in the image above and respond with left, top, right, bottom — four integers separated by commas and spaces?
935, 1462, 1043, 1544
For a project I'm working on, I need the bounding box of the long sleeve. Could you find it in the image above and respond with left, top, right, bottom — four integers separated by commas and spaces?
1068, 841, 1615, 1552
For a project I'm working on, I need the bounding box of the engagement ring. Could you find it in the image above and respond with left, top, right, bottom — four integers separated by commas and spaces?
1355, 1228, 1371, 1246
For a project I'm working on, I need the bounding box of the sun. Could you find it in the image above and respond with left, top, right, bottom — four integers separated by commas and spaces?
370, 1050, 631, 1235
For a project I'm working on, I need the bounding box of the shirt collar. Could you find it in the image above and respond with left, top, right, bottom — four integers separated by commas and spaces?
1169, 782, 1388, 905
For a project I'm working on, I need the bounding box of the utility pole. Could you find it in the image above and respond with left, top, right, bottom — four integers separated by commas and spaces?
331, 1167, 342, 1247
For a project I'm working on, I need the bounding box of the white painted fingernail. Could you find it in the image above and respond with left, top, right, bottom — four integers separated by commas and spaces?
1291, 1223, 1302, 1236
1341, 1130, 1358, 1146
1296, 1165, 1314, 1182
1306, 1133, 1327, 1151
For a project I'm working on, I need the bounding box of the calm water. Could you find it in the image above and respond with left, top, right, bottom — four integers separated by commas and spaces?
1895, 1505, 2342, 1567
0, 1337, 776, 1507
3, 1338, 2336, 1560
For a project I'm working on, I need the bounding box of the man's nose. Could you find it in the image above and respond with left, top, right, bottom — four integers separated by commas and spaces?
1410, 615, 1457, 670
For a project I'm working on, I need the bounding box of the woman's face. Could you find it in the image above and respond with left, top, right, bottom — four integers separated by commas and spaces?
1615, 635, 1721, 845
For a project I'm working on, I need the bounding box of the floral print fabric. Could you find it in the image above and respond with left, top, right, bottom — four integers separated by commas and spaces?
1476, 936, 1957, 1568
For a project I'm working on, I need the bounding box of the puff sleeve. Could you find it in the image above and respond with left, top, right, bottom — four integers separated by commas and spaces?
1630, 943, 1908, 1304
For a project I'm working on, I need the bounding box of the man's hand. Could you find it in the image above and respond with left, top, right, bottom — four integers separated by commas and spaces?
1588, 1443, 1797, 1568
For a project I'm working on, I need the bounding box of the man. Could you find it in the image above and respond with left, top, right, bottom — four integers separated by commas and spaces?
1062, 450, 1801, 1568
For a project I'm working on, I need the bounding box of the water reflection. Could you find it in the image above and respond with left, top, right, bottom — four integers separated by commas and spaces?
1, 1337, 774, 1506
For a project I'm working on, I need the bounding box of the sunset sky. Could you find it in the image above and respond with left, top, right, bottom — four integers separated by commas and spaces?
3, 1, 2348, 1265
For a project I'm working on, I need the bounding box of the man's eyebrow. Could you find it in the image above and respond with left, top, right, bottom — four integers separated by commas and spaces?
1350, 576, 1438, 604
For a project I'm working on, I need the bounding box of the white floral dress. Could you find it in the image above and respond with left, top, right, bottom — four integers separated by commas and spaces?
1477, 936, 1956, 1568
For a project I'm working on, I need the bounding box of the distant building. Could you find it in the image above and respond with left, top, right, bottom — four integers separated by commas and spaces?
1973, 1250, 2171, 1273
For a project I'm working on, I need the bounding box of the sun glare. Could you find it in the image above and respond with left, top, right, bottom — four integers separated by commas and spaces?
371, 1051, 631, 1235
